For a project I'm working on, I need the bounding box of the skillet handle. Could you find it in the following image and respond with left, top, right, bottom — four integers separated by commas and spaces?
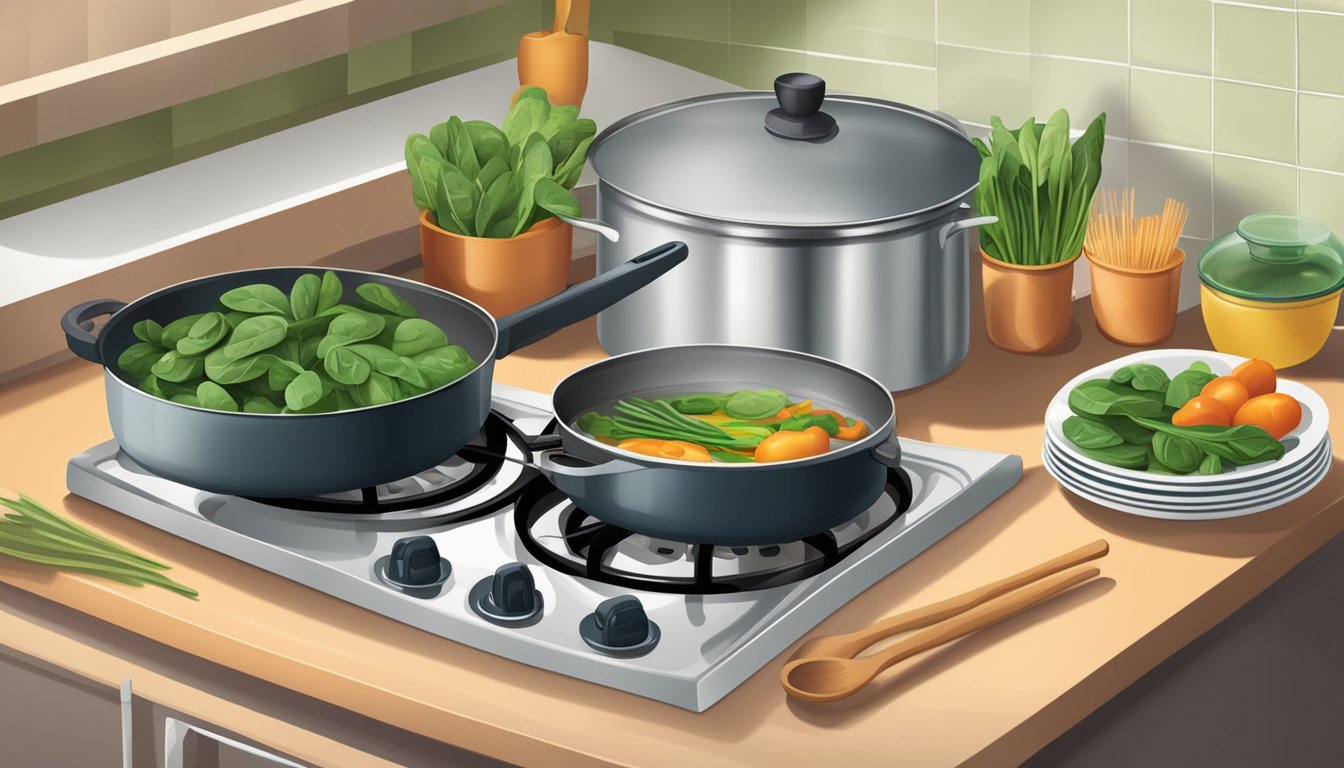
61, 299, 127, 364
870, 435, 902, 470
493, 241, 688, 358
535, 449, 648, 479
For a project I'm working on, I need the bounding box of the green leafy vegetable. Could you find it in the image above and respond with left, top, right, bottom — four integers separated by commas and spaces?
1075, 442, 1148, 469
175, 311, 229, 356
133, 319, 163, 345
778, 414, 841, 436
117, 342, 166, 377
724, 389, 789, 420
666, 393, 728, 414
219, 284, 291, 316
1062, 416, 1123, 449
196, 381, 238, 412
391, 318, 448, 357
1199, 454, 1224, 475
1165, 365, 1219, 408
289, 273, 321, 321
1123, 364, 1169, 393
1151, 432, 1202, 474
1126, 417, 1285, 465
1067, 380, 1164, 418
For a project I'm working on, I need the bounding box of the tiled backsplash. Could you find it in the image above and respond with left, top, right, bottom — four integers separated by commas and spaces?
590, 0, 1344, 245
3, 0, 1342, 244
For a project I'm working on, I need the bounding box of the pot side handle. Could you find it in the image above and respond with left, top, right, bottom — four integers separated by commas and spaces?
61, 299, 127, 364
535, 449, 648, 479
493, 240, 687, 358
939, 215, 998, 249
870, 435, 902, 470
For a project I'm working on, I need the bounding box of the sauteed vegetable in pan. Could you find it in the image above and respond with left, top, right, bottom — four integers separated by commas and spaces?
577, 389, 870, 463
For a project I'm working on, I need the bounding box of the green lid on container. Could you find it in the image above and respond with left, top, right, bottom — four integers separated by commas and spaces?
1198, 213, 1344, 301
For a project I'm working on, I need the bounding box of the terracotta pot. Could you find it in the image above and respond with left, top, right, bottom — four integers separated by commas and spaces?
981, 249, 1078, 353
517, 29, 588, 107
419, 210, 573, 317
1086, 248, 1185, 346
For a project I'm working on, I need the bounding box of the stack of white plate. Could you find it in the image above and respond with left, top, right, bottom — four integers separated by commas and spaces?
1043, 350, 1333, 520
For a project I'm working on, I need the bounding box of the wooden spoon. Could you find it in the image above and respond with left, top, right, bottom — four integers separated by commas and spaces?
792, 539, 1109, 661
781, 565, 1101, 703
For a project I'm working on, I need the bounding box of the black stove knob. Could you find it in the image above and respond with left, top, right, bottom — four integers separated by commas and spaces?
379, 536, 450, 591
470, 562, 544, 626
580, 595, 661, 657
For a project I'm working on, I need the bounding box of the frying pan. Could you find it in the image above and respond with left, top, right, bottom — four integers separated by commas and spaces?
527, 344, 904, 546
60, 242, 686, 497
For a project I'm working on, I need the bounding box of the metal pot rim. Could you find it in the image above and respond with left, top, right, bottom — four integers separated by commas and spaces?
590, 91, 981, 237
549, 342, 897, 470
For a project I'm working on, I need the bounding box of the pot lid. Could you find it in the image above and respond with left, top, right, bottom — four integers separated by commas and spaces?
588, 73, 981, 230
1198, 213, 1344, 301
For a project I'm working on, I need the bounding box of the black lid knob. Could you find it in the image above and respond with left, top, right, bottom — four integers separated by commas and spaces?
765, 72, 837, 141
491, 563, 538, 616
387, 536, 443, 587
580, 594, 661, 657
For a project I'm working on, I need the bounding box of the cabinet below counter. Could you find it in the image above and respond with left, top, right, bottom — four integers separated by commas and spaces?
0, 263, 1340, 767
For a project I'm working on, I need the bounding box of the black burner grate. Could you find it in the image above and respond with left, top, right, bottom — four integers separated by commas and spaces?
514, 466, 915, 595
243, 411, 529, 519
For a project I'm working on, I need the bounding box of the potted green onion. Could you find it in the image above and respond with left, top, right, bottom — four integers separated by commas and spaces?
973, 109, 1106, 353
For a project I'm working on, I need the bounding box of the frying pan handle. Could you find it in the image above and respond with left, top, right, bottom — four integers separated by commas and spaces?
535, 449, 647, 478
61, 299, 127, 364
870, 435, 902, 470
493, 241, 688, 358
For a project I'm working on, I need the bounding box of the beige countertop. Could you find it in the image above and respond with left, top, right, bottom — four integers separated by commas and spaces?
0, 269, 1340, 767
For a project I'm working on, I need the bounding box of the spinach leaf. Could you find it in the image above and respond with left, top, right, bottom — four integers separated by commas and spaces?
289, 274, 321, 321
1063, 415, 1123, 449
667, 394, 728, 414
446, 116, 480, 181
353, 372, 401, 408
706, 449, 756, 463
476, 170, 517, 235
219, 315, 288, 361
316, 271, 343, 314
437, 163, 480, 236
1109, 367, 1134, 386
150, 350, 204, 383
1126, 364, 1169, 393
160, 313, 207, 348
532, 177, 582, 219
1126, 416, 1286, 465
463, 120, 507, 165
391, 318, 448, 357
244, 397, 283, 414
220, 284, 290, 316
725, 389, 788, 420
284, 371, 324, 412
1190, 361, 1213, 374
1075, 442, 1148, 469
578, 411, 617, 439
1067, 380, 1164, 418
132, 319, 163, 345
1152, 431, 1202, 474
265, 358, 306, 391
346, 344, 425, 387
317, 311, 386, 357
1199, 453, 1224, 475
1165, 366, 1218, 408
502, 96, 550, 156
117, 342, 166, 377
476, 156, 509, 196
405, 134, 440, 210
169, 393, 201, 408
411, 345, 476, 388
778, 413, 841, 436
324, 345, 372, 386
138, 373, 165, 398
552, 135, 595, 189
204, 350, 270, 384
196, 381, 239, 412
176, 311, 229, 356
355, 283, 417, 318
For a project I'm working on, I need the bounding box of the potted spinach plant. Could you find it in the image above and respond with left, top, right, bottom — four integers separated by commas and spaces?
405, 87, 595, 316
973, 109, 1106, 353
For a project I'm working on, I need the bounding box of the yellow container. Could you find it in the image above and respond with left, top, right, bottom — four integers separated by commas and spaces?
1199, 284, 1341, 369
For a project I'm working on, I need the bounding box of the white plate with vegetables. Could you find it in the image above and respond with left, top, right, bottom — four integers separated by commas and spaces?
1044, 435, 1331, 509
1044, 350, 1329, 485
1043, 438, 1332, 519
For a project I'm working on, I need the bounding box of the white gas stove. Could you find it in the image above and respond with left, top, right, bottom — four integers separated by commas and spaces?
67, 383, 1021, 712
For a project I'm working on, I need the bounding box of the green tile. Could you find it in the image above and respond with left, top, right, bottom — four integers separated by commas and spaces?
1030, 57, 1127, 137
1299, 94, 1344, 174
412, 0, 545, 74
348, 34, 413, 94
1246, 0, 1294, 7
1299, 12, 1344, 96
588, 0, 731, 45
730, 0, 806, 49
1031, 0, 1128, 63
1127, 144, 1214, 239
611, 31, 732, 82
936, 45, 1031, 127
1131, 0, 1211, 75
0, 110, 172, 204
1212, 155, 1297, 235
1129, 69, 1211, 150
938, 0, 1030, 52
1214, 4, 1294, 88
1211, 81, 1295, 165
1299, 170, 1344, 239
729, 44, 806, 90
805, 0, 935, 67
172, 56, 348, 148
803, 54, 936, 107
0, 154, 175, 221
1300, 1, 1344, 11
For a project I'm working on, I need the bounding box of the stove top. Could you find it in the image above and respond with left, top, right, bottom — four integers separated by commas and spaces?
67, 383, 1021, 712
